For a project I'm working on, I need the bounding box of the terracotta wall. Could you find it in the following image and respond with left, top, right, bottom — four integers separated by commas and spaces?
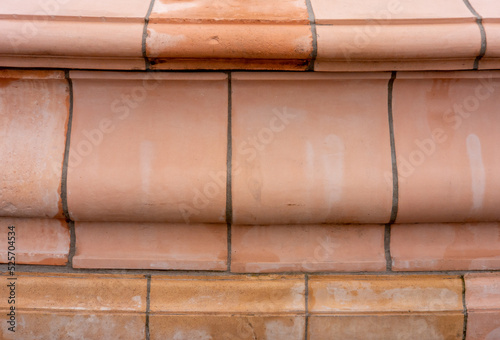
1, 68, 500, 338
1, 0, 500, 339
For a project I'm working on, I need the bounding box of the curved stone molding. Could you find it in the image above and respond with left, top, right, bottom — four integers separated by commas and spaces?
311, 0, 483, 71
231, 72, 394, 225
393, 71, 500, 223
67, 71, 228, 223
0, 0, 497, 71
146, 0, 313, 70
231, 225, 386, 273
0, 70, 69, 219
391, 223, 500, 271
1, 69, 500, 223
0, 0, 149, 70
469, 0, 500, 70
73, 222, 228, 270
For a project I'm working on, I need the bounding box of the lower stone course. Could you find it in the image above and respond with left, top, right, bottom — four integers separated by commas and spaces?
465, 273, 500, 340
0, 272, 497, 339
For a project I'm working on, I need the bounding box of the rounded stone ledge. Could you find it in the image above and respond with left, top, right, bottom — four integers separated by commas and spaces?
0, 0, 494, 71
311, 0, 483, 72
0, 19, 146, 70
391, 223, 500, 271
0, 218, 70, 266
73, 222, 228, 271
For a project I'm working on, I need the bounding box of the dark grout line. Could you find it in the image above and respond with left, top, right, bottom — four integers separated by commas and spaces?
304, 274, 309, 340
2, 263, 500, 277
67, 221, 76, 267
142, 0, 156, 70
3, 66, 495, 74
0, 265, 229, 276
227, 223, 232, 272
461, 275, 468, 340
226, 73, 233, 272
384, 224, 392, 271
462, 0, 486, 70
474, 19, 487, 70
226, 73, 233, 225
1, 66, 314, 73
387, 71, 399, 224
62, 72, 76, 270
305, 0, 318, 71
61, 71, 74, 222
145, 275, 151, 340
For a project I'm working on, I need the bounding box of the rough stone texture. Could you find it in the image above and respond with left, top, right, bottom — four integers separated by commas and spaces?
0, 273, 475, 339
150, 274, 305, 339
309, 314, 463, 339
465, 273, 500, 340
150, 274, 305, 314
308, 275, 464, 339
309, 275, 463, 313
0, 273, 147, 339
151, 315, 305, 340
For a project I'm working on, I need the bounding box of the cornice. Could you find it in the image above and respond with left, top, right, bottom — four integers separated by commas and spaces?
0, 0, 496, 71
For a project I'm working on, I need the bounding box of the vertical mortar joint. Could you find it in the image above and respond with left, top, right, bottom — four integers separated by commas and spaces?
142, 0, 156, 70
305, 0, 318, 71
387, 71, 399, 224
